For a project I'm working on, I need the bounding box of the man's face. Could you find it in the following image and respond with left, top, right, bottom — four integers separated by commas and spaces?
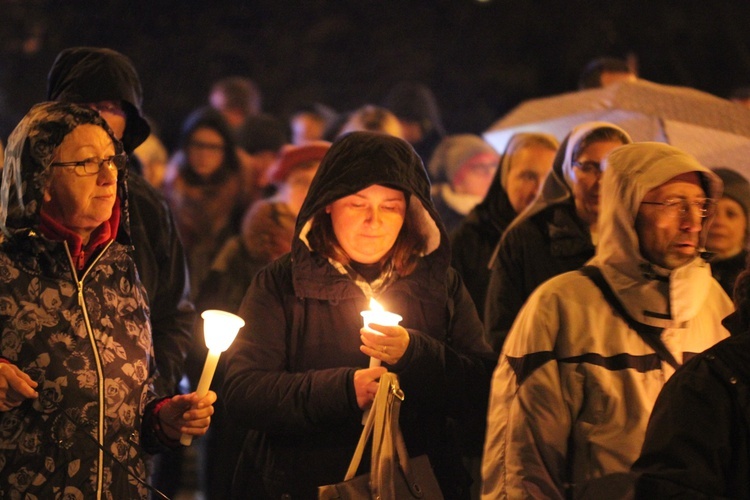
505, 145, 556, 213
81, 101, 127, 140
635, 172, 706, 269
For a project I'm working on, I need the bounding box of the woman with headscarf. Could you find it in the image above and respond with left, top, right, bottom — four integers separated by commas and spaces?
162, 106, 242, 299
0, 102, 214, 498
450, 133, 558, 317
222, 131, 496, 499
484, 122, 632, 351
706, 167, 750, 297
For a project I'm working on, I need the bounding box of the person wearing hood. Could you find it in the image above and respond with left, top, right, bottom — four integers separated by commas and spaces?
450, 132, 558, 317
481, 142, 733, 499
484, 122, 632, 351
222, 131, 496, 499
162, 106, 243, 300
706, 167, 750, 296
46, 46, 194, 400
428, 134, 501, 234
0, 102, 215, 498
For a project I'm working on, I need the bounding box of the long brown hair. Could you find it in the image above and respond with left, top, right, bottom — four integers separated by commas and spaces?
306, 195, 427, 277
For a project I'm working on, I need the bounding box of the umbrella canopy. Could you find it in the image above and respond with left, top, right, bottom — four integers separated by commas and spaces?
485, 79, 750, 178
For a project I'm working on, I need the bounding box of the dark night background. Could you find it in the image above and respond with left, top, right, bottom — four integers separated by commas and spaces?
2, 0, 750, 150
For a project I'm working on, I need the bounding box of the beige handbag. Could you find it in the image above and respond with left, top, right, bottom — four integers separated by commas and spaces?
318, 372, 444, 500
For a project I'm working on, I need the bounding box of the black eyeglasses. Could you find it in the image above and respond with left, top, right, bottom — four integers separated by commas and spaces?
50, 154, 128, 176
640, 198, 717, 219
571, 160, 602, 176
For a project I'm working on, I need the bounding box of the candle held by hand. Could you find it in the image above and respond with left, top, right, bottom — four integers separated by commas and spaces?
360, 298, 402, 368
180, 310, 245, 446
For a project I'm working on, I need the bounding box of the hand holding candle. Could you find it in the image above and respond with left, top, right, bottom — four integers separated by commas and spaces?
360, 298, 403, 368
180, 309, 245, 446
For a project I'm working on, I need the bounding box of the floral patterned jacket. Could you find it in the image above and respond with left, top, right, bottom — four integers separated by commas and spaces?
0, 231, 158, 499
0, 103, 161, 499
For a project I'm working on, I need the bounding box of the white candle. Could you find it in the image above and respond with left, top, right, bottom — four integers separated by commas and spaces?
360, 298, 402, 368
180, 310, 245, 446
360, 299, 402, 424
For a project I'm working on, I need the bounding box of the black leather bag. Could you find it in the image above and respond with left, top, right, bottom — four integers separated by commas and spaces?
318, 372, 444, 499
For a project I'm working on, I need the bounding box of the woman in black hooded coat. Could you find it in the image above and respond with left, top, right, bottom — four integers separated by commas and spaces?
223, 131, 495, 499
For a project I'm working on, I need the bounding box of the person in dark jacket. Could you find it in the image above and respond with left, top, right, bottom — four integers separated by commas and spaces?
46, 46, 194, 398
450, 132, 558, 317
631, 261, 750, 498
222, 131, 496, 499
483, 122, 631, 351
707, 167, 750, 297
0, 102, 215, 499
162, 107, 243, 301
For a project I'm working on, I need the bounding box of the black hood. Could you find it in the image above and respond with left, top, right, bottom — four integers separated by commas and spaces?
47, 47, 150, 153
294, 131, 448, 282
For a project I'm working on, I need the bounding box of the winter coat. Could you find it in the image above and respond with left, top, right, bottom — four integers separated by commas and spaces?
484, 201, 592, 351
163, 107, 243, 300
632, 331, 750, 498
710, 249, 748, 298
483, 122, 631, 352
481, 142, 733, 499
449, 188, 515, 318
223, 131, 496, 499
47, 46, 194, 396
0, 103, 161, 499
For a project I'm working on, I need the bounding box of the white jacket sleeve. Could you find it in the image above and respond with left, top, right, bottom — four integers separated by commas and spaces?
481, 289, 580, 500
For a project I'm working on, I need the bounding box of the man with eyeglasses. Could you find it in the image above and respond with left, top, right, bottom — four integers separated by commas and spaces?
482, 142, 733, 499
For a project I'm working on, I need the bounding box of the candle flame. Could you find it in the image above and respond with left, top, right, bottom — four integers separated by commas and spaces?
369, 298, 384, 312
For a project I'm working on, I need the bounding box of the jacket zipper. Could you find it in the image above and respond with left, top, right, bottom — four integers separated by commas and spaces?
65, 240, 113, 500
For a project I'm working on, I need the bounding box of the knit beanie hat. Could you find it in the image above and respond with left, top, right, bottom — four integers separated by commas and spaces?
427, 134, 498, 185
713, 167, 750, 220
267, 141, 331, 184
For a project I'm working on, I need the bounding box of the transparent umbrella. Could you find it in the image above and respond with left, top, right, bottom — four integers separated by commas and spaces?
485, 79, 750, 177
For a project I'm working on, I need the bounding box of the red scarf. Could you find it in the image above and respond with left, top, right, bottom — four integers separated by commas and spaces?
39, 197, 121, 272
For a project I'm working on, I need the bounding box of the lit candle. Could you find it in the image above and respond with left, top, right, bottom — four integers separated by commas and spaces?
180, 309, 245, 446
360, 298, 402, 368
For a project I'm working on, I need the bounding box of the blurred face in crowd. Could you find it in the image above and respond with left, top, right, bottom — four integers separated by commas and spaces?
506, 145, 556, 213
81, 100, 127, 140
572, 139, 624, 227
43, 124, 118, 243
326, 184, 407, 264
291, 113, 326, 145
636, 172, 706, 269
187, 126, 225, 178
280, 162, 320, 217
453, 153, 499, 198
707, 196, 747, 259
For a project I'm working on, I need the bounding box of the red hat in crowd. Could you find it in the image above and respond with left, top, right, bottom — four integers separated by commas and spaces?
268, 141, 331, 184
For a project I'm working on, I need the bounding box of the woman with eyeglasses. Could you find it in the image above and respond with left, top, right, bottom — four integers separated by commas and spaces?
0, 102, 215, 498
162, 106, 243, 300
484, 122, 632, 351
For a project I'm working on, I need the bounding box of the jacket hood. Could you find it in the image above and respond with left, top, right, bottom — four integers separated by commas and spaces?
592, 141, 724, 326
47, 47, 150, 153
293, 131, 446, 294
0, 102, 127, 238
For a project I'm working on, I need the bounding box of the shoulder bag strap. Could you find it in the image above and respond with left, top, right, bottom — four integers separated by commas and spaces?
580, 265, 681, 370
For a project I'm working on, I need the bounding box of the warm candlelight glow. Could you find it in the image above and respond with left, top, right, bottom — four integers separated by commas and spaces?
180, 309, 244, 446
369, 298, 384, 312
